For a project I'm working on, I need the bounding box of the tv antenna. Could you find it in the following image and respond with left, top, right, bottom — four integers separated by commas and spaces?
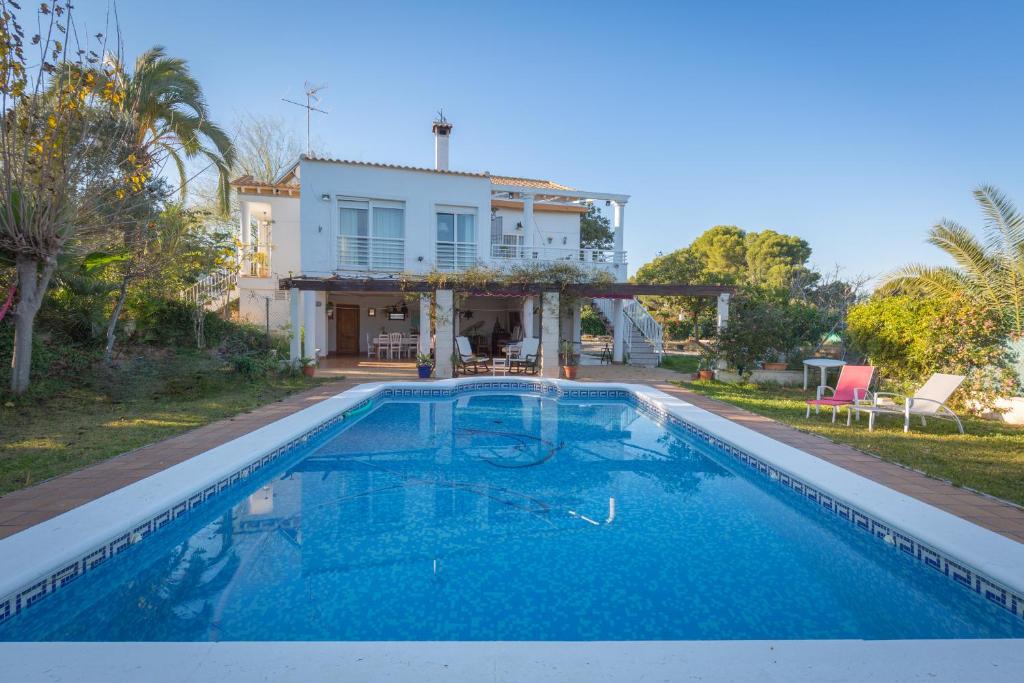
283, 82, 328, 155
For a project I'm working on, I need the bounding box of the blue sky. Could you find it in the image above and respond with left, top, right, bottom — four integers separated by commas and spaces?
80, 1, 1024, 281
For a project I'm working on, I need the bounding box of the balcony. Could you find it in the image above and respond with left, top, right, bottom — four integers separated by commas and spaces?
489, 244, 626, 271
239, 244, 272, 278
338, 235, 405, 272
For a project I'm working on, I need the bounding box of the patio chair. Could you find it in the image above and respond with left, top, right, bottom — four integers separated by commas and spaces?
365, 333, 377, 359
805, 365, 875, 425
864, 373, 965, 434
510, 337, 540, 375
456, 335, 491, 374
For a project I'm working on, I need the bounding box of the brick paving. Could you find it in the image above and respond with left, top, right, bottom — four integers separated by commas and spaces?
1, 359, 1023, 545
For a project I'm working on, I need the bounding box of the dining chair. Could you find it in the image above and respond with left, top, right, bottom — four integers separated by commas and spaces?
388, 331, 403, 360
365, 333, 376, 359
376, 333, 390, 359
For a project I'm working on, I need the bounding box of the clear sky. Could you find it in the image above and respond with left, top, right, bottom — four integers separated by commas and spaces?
78, 0, 1024, 281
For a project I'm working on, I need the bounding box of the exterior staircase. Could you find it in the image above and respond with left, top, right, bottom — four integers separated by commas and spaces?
180, 271, 239, 311
590, 298, 663, 368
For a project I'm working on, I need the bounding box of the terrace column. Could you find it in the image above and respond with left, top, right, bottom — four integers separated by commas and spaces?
522, 296, 535, 338
434, 289, 454, 378
716, 292, 730, 332
612, 299, 625, 363
522, 192, 535, 253
289, 287, 301, 362
611, 200, 626, 274
540, 291, 560, 378
418, 294, 432, 356
302, 290, 317, 360
239, 200, 252, 273
571, 301, 582, 351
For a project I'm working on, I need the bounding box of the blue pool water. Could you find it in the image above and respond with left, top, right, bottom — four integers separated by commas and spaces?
2, 394, 1022, 641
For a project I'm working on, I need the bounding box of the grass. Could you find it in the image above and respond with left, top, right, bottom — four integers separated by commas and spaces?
659, 353, 700, 374
676, 379, 1024, 506
0, 348, 329, 496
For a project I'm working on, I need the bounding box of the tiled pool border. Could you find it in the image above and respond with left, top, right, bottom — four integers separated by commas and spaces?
0, 378, 1021, 629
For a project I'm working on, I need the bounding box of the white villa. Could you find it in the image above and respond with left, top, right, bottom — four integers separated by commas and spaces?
227, 118, 729, 378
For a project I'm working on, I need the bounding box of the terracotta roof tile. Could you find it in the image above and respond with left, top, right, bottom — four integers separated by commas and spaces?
489, 175, 574, 191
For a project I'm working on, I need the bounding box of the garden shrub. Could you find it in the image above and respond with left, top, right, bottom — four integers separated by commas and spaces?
847, 295, 1018, 411
716, 291, 828, 377
581, 306, 607, 336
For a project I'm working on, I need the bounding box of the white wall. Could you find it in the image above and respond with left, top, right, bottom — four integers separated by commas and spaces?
492, 208, 581, 252
298, 159, 493, 276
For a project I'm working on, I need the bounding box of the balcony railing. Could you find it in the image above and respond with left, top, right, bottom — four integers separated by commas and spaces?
239, 244, 272, 278
489, 244, 626, 265
436, 241, 478, 271
338, 235, 405, 272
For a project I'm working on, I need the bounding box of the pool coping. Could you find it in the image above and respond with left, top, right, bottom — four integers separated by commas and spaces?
1, 377, 1023, 629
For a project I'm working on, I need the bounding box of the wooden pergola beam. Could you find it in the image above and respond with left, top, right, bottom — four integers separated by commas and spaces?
278, 276, 733, 299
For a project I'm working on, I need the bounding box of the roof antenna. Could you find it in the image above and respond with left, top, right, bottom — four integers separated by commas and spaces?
283, 81, 328, 155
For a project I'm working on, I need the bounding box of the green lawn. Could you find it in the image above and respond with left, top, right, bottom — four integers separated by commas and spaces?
676, 379, 1024, 506
0, 349, 329, 496
659, 353, 700, 374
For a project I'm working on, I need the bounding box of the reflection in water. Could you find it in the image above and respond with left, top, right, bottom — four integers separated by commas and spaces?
4, 395, 1023, 642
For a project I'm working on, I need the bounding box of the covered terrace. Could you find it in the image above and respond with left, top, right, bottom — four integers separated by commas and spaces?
279, 276, 733, 378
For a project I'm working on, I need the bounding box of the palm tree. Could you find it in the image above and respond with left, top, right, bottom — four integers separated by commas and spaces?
882, 185, 1024, 340
110, 46, 236, 212
97, 47, 236, 360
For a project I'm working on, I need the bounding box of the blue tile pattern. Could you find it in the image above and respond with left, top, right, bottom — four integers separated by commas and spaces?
1, 381, 1021, 627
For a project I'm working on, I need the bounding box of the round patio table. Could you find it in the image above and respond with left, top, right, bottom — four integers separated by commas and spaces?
803, 358, 846, 390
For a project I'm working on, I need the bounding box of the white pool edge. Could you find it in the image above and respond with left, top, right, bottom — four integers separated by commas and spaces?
1, 377, 1022, 625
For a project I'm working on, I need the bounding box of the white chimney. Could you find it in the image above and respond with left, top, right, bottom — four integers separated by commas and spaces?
432, 114, 453, 171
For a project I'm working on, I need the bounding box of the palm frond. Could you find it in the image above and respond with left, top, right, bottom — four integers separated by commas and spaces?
975, 184, 1024, 258
879, 263, 977, 301
926, 219, 1004, 309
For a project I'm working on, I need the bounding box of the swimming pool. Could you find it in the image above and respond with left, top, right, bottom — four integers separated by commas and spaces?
1, 384, 1022, 641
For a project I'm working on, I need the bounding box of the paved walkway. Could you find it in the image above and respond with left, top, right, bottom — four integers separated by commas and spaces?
1, 363, 1023, 544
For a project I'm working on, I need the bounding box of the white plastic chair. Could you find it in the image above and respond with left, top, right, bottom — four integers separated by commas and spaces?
365, 333, 377, 359
865, 373, 966, 433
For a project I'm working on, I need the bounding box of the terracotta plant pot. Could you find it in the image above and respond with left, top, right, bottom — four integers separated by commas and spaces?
763, 362, 788, 371
302, 366, 316, 378
698, 369, 715, 381
562, 366, 578, 380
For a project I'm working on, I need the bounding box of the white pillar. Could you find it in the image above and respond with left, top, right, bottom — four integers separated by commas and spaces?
540, 291, 560, 378
418, 294, 431, 356
522, 192, 535, 252
240, 200, 252, 272
612, 299, 625, 363
522, 296, 535, 338
302, 290, 317, 359
716, 292, 731, 332
612, 200, 626, 277
434, 289, 454, 378
314, 292, 327, 358
571, 302, 582, 352
289, 287, 301, 362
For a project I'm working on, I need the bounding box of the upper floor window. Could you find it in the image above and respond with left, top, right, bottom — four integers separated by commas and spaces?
436, 209, 476, 270
338, 199, 405, 271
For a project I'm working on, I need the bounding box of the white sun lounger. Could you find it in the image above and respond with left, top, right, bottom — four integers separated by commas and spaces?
864, 373, 966, 434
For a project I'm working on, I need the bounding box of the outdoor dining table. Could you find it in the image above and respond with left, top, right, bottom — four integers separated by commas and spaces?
802, 357, 846, 390
372, 335, 418, 359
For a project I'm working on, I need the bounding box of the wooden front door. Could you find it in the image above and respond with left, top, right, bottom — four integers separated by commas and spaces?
336, 305, 360, 354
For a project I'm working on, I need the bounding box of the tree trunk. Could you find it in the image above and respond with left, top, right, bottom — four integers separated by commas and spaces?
103, 266, 132, 363
9, 255, 56, 395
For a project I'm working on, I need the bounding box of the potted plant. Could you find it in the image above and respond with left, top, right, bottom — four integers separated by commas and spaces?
763, 352, 788, 372
559, 340, 579, 379
299, 356, 317, 378
697, 343, 718, 381
416, 353, 434, 379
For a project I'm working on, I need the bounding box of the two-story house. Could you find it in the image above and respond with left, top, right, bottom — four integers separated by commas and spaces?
229, 118, 723, 378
